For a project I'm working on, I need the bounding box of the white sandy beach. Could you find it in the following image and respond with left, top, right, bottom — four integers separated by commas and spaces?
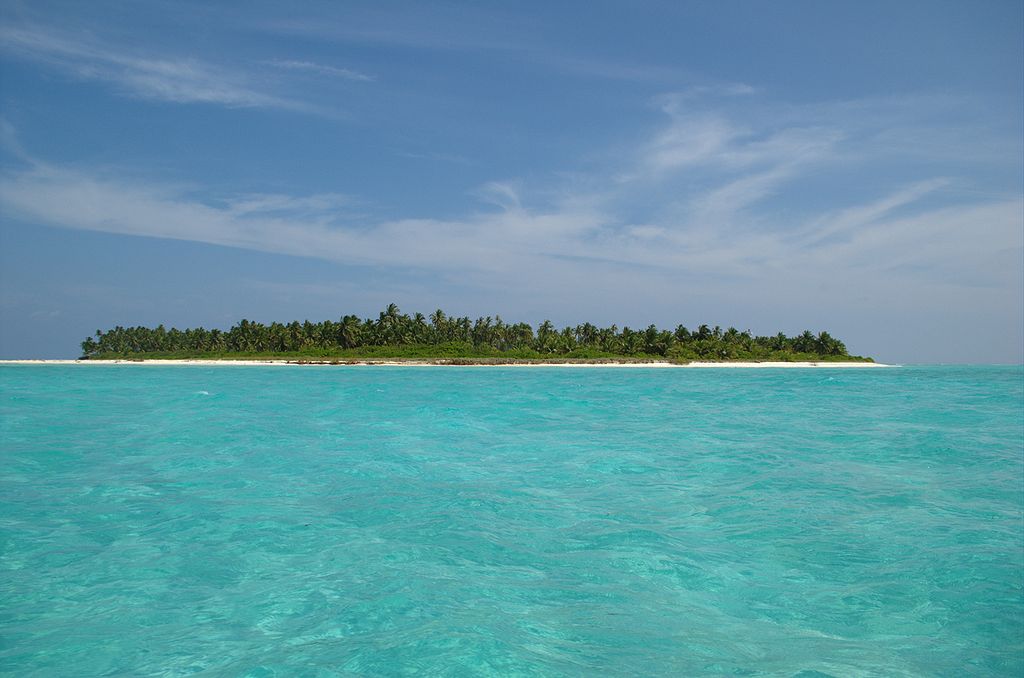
0, 359, 893, 368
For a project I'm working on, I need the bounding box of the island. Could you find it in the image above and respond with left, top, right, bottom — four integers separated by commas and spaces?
76, 304, 877, 365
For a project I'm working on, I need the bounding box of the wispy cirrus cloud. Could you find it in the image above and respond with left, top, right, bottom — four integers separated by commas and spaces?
2, 154, 1018, 294
255, 9, 701, 85
636, 91, 839, 179
265, 59, 374, 82
795, 178, 951, 247
224, 193, 356, 218
0, 25, 319, 112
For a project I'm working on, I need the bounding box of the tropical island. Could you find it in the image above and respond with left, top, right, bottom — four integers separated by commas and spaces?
78, 304, 874, 364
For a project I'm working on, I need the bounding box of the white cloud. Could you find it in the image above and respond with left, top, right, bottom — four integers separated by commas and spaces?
0, 25, 314, 111
474, 182, 523, 211
633, 97, 843, 185
256, 11, 695, 84
642, 115, 743, 174
796, 178, 951, 247
265, 59, 374, 82
2, 159, 1018, 296
225, 193, 355, 217
0, 117, 28, 159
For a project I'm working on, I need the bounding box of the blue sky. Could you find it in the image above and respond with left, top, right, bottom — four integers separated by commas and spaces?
0, 0, 1021, 362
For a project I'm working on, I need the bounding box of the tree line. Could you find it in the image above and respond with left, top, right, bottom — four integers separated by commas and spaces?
80, 304, 864, 361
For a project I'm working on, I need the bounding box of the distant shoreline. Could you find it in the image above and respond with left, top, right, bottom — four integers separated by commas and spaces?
0, 359, 894, 368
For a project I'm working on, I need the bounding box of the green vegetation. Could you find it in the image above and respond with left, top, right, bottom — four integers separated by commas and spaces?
80, 304, 872, 363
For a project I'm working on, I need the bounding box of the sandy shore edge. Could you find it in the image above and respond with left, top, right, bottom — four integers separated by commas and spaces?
1, 359, 893, 368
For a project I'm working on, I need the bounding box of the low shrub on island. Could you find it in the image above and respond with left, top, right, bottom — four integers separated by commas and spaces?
80, 304, 871, 362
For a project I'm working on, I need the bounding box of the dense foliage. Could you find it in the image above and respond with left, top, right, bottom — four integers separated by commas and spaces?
81, 304, 868, 362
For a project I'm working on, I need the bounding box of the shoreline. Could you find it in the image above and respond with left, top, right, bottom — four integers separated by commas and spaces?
0, 359, 894, 368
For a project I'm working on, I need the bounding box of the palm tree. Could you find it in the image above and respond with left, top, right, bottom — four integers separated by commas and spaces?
537, 320, 555, 352
83, 304, 860, 361
338, 315, 361, 348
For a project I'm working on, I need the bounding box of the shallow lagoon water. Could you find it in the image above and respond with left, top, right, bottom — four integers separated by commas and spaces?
1, 365, 1021, 676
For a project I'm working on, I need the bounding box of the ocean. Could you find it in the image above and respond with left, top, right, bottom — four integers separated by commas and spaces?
1, 365, 1021, 676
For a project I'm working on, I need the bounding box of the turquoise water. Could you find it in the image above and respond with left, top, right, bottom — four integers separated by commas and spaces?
1, 366, 1021, 676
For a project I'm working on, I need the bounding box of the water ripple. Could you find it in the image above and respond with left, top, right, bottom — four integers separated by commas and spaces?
0, 365, 1021, 675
